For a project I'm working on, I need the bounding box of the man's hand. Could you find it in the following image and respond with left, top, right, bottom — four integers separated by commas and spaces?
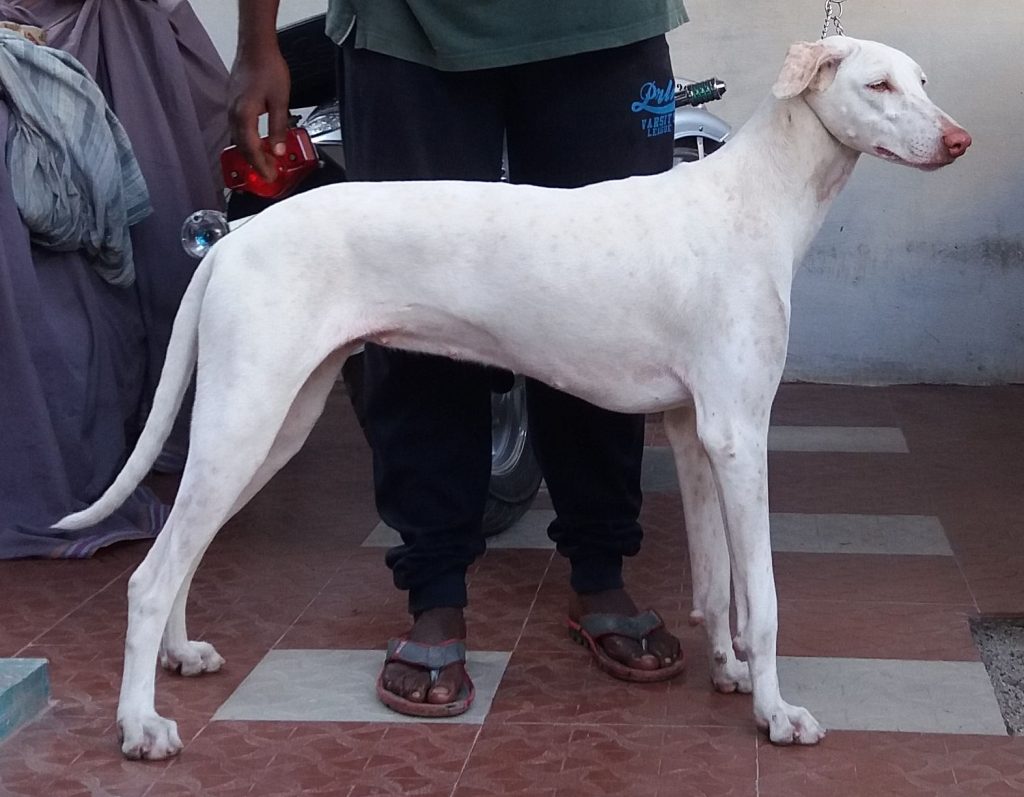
229, 1, 290, 182
229, 49, 291, 182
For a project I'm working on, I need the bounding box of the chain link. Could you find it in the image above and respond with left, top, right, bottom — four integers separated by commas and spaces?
821, 0, 846, 38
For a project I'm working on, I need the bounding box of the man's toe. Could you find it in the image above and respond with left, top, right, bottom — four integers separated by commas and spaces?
384, 664, 429, 703
646, 629, 682, 667
601, 635, 661, 670
427, 663, 466, 704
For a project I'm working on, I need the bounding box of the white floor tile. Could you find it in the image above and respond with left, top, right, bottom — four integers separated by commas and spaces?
364, 510, 556, 549
360, 523, 395, 548
483, 510, 555, 549
642, 428, 908, 492
365, 510, 951, 557
214, 649, 510, 725
770, 514, 952, 555
767, 426, 909, 453
777, 656, 1007, 735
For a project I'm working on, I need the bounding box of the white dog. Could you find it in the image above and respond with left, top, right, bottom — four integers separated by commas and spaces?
57, 36, 970, 759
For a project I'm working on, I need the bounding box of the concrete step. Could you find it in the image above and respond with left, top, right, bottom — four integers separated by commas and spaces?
0, 659, 50, 743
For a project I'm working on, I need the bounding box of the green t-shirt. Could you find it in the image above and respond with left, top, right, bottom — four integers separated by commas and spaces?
325, 1, 688, 72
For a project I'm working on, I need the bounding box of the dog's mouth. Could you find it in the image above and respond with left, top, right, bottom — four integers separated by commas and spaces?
874, 146, 947, 171
874, 146, 907, 164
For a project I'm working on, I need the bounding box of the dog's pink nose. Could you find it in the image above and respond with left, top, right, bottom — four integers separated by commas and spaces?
943, 127, 972, 159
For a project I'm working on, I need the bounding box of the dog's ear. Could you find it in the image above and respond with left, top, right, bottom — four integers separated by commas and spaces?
772, 40, 845, 99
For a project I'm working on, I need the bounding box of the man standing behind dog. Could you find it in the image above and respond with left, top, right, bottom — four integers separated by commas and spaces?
230, 1, 688, 716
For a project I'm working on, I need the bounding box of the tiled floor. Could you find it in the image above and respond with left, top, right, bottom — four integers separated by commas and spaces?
1, 384, 1023, 796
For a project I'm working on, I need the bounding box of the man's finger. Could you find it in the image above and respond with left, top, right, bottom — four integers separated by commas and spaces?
239, 106, 280, 182
267, 100, 290, 159
230, 102, 268, 175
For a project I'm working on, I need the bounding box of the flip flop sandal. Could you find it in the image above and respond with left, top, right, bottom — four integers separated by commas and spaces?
567, 609, 686, 683
376, 637, 475, 718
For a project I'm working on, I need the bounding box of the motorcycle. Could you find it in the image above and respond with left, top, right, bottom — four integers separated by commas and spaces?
182, 14, 731, 537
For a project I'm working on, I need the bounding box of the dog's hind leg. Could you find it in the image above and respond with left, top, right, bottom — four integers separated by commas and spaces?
118, 456, 264, 759
158, 559, 224, 677
117, 346, 347, 760
158, 349, 350, 681
664, 404, 751, 694
693, 391, 824, 746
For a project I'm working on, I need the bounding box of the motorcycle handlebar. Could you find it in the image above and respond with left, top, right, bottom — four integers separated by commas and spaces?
674, 78, 727, 107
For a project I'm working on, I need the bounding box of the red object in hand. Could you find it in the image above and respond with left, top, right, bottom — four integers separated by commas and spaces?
220, 127, 318, 199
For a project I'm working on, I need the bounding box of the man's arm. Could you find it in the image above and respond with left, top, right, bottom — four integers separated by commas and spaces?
229, 0, 291, 181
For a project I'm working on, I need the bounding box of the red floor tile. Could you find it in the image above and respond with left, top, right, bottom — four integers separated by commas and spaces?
152, 722, 477, 796
772, 384, 901, 427
757, 731, 1024, 797
0, 549, 143, 656
485, 643, 751, 731
459, 724, 756, 796
772, 552, 974, 605
777, 599, 980, 660
768, 452, 937, 515
4, 384, 1023, 796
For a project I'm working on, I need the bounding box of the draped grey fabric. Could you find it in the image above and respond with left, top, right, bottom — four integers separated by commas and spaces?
0, 29, 150, 286
0, 0, 229, 557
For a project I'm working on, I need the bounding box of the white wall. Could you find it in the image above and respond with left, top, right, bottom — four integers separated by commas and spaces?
670, 1, 1024, 385
189, 0, 326, 67
189, 0, 1024, 384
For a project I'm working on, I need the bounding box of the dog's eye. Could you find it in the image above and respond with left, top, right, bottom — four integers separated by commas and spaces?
867, 80, 893, 92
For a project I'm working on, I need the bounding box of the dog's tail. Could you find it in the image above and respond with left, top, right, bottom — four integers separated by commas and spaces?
52, 249, 218, 531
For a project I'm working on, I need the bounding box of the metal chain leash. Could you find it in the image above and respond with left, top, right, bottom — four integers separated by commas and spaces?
821, 0, 846, 38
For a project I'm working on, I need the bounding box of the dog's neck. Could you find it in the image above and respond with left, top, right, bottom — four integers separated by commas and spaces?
722, 93, 860, 263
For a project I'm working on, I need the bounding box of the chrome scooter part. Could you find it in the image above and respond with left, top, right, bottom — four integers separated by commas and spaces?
180, 209, 230, 259
672, 77, 731, 162
674, 106, 732, 147
180, 210, 256, 259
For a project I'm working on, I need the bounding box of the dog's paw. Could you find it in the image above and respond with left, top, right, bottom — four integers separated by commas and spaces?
118, 713, 183, 760
710, 652, 752, 694
160, 640, 225, 677
757, 702, 826, 746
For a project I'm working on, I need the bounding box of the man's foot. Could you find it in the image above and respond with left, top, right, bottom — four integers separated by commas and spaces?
380, 607, 469, 706
571, 588, 682, 672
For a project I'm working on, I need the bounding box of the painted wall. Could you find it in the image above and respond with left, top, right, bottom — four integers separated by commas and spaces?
189, 0, 324, 66
189, 0, 1023, 384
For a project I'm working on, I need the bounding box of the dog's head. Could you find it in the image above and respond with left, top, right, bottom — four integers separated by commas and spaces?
772, 37, 971, 170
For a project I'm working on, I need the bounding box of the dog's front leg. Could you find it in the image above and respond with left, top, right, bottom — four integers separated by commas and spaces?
663, 404, 751, 694
694, 397, 825, 745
